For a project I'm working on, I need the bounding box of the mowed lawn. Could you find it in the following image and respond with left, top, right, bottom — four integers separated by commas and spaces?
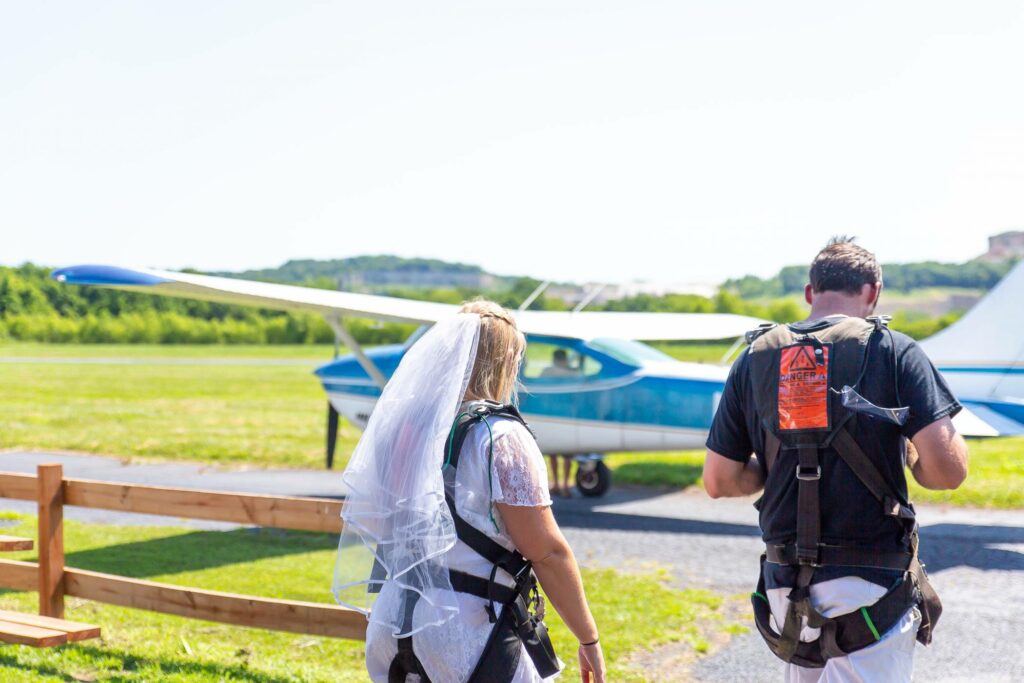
0, 346, 353, 468
1, 343, 1021, 507
0, 512, 732, 682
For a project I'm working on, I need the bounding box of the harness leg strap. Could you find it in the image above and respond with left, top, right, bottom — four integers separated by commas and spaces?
776, 565, 816, 662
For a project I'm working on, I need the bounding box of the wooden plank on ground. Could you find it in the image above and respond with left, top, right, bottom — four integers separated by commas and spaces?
0, 558, 39, 591
0, 535, 33, 552
0, 472, 38, 501
63, 478, 344, 533
0, 609, 100, 642
0, 619, 68, 647
64, 567, 367, 640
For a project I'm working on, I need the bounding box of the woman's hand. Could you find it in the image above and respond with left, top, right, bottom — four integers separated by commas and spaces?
578, 640, 605, 683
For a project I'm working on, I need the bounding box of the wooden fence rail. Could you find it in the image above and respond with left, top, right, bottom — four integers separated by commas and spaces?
0, 465, 366, 641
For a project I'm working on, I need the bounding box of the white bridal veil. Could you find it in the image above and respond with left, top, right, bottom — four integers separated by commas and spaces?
332, 313, 481, 637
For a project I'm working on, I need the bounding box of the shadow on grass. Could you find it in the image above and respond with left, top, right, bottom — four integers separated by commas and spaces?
0, 643, 298, 683
61, 527, 337, 578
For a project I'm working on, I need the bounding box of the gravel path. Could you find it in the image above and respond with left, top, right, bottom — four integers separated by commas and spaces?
2, 450, 1022, 680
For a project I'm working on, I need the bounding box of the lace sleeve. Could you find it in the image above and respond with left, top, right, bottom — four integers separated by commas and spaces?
491, 423, 552, 507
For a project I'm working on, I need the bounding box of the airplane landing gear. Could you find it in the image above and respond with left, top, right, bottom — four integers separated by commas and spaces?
574, 454, 611, 497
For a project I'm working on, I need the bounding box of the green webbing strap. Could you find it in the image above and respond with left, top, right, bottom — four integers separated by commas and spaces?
444, 411, 474, 467
861, 607, 881, 641
752, 592, 769, 604
480, 416, 499, 533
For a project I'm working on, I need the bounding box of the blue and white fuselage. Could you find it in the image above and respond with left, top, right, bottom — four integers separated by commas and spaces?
316, 335, 728, 453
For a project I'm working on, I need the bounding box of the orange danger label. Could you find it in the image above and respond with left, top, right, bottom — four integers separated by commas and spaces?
778, 344, 830, 430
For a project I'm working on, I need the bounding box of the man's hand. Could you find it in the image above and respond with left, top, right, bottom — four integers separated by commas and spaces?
703, 449, 765, 498
908, 416, 968, 490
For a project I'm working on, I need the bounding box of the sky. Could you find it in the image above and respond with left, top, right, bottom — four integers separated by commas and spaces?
2, 1, 1023, 284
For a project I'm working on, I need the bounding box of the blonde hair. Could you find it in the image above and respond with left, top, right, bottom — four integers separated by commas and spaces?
459, 299, 526, 404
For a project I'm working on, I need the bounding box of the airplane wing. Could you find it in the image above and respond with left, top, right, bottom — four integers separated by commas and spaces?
953, 403, 1024, 437
51, 264, 768, 341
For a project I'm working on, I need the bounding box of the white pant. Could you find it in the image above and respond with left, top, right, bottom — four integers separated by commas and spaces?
767, 576, 921, 683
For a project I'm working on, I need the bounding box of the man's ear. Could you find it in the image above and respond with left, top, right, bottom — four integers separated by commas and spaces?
862, 282, 882, 313
804, 284, 814, 306
868, 282, 882, 306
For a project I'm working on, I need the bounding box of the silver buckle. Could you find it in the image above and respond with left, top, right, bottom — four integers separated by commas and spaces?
795, 465, 821, 481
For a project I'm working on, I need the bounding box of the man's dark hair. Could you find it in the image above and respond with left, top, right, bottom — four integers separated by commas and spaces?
809, 236, 882, 294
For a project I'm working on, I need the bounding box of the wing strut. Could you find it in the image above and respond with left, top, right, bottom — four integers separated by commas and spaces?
719, 336, 746, 364
325, 314, 388, 389
572, 283, 607, 313
518, 280, 551, 311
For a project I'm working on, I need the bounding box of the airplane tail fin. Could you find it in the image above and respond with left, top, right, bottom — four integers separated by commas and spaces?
919, 260, 1024, 436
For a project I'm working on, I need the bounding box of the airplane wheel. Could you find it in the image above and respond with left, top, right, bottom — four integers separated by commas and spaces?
576, 460, 611, 497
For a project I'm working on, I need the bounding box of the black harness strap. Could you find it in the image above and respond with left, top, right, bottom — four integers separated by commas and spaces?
388, 592, 432, 683
389, 402, 558, 682
763, 431, 781, 473
766, 543, 911, 570
745, 318, 941, 666
752, 554, 921, 669
795, 445, 822, 565
831, 428, 900, 506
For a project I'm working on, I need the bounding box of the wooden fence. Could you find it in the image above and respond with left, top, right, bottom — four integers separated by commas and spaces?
0, 464, 367, 640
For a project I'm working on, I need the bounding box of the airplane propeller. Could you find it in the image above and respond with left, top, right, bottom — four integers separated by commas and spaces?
326, 403, 339, 469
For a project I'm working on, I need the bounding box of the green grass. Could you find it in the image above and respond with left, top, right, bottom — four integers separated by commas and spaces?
651, 341, 738, 364
606, 451, 706, 489
0, 514, 731, 682
0, 342, 340, 360
0, 356, 361, 469
909, 436, 1024, 508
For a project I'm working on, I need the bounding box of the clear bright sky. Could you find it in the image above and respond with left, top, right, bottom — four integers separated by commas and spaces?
3, 2, 1022, 284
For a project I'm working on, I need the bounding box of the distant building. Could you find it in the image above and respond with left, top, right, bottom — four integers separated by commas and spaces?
981, 231, 1024, 262
338, 271, 496, 290
545, 280, 719, 307
612, 280, 719, 299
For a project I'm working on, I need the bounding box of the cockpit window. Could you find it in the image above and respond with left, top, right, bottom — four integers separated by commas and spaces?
523, 342, 602, 379
588, 338, 674, 366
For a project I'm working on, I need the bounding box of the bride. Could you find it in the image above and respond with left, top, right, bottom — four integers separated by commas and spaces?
333, 300, 605, 683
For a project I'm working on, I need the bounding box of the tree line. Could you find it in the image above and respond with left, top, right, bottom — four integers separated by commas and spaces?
724, 259, 1016, 298
0, 263, 960, 344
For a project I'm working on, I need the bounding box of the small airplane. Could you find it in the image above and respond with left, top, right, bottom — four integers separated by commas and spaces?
51, 261, 1024, 496
50, 264, 766, 495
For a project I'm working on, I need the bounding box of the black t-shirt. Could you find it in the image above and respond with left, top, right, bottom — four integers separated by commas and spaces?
706, 316, 961, 587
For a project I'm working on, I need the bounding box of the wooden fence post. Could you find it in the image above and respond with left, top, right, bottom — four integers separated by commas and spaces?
37, 464, 64, 618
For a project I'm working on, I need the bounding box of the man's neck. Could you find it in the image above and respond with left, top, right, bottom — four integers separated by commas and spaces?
805, 291, 871, 321
806, 307, 855, 322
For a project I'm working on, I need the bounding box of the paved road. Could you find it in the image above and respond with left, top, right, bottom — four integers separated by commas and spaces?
2, 450, 1022, 680
553, 488, 1024, 682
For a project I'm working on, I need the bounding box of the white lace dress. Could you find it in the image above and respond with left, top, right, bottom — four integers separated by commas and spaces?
364, 414, 556, 683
